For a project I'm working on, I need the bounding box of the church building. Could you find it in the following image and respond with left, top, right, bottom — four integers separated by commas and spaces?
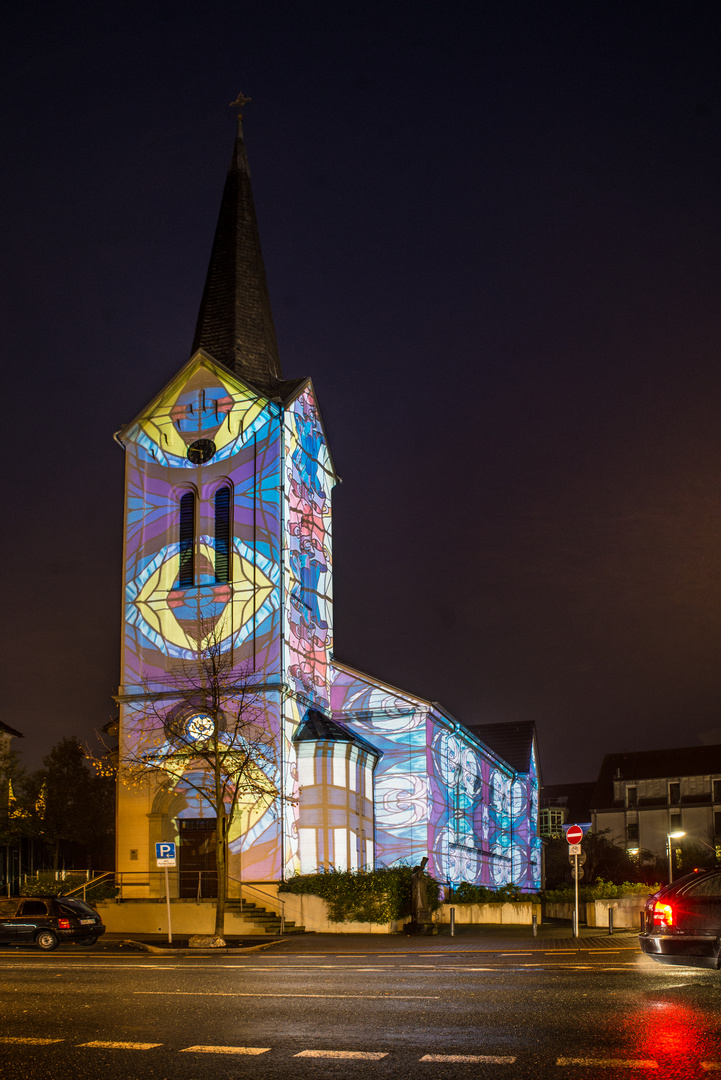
114, 108, 541, 903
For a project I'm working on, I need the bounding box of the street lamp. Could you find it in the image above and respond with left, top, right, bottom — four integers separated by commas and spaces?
667, 831, 685, 883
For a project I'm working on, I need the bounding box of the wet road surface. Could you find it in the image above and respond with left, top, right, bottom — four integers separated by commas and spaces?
0, 946, 719, 1078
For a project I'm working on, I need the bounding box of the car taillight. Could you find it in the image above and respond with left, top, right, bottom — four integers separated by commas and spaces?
653, 901, 674, 928
58, 918, 71, 930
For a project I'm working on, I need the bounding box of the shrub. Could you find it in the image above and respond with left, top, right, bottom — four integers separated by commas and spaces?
452, 882, 539, 904
279, 866, 440, 924
21, 878, 117, 903
541, 879, 661, 903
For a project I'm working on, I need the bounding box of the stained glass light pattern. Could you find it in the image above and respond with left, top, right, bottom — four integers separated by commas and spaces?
284, 387, 334, 708
121, 357, 283, 689
331, 663, 540, 890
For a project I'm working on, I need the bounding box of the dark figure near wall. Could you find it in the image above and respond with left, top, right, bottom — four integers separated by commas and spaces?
408, 857, 437, 935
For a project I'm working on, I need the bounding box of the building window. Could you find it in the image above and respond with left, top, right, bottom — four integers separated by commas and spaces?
669, 782, 680, 805
214, 486, 231, 584
627, 786, 637, 807
714, 811, 721, 837
627, 822, 638, 842
539, 807, 564, 839
713, 779, 721, 804
179, 491, 195, 588
670, 813, 682, 832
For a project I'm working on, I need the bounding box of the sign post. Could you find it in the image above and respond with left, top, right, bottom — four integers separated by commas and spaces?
155, 842, 176, 944
566, 825, 583, 937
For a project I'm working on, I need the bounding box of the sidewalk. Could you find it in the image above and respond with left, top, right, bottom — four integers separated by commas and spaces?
98, 923, 641, 955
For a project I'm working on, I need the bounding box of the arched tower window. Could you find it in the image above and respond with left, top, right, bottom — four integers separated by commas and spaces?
214, 485, 231, 584
179, 491, 195, 588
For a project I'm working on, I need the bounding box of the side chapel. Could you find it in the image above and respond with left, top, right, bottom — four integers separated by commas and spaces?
114, 108, 541, 900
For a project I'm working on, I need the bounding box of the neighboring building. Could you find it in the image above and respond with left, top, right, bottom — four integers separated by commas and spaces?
590, 747, 721, 862
113, 110, 542, 900
0, 720, 24, 891
539, 782, 595, 839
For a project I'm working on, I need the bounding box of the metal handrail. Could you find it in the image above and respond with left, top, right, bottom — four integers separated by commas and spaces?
227, 876, 285, 934
63, 871, 115, 902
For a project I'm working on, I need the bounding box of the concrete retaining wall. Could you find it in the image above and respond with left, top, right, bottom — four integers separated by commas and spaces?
438, 902, 540, 926
543, 896, 649, 927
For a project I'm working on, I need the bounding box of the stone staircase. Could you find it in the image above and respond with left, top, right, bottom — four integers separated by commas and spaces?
224, 898, 304, 934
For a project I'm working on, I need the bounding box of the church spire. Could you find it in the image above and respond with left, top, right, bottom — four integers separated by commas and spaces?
192, 95, 283, 391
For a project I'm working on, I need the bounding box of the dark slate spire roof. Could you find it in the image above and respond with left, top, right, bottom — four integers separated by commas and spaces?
294, 708, 382, 759
192, 114, 284, 393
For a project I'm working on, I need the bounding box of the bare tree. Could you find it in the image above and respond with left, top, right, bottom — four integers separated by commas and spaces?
112, 621, 280, 941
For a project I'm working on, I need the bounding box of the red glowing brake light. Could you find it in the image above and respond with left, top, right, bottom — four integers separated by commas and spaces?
57, 918, 71, 930
653, 901, 674, 928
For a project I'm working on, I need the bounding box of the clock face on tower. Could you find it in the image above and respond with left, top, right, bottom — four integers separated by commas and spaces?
187, 438, 216, 465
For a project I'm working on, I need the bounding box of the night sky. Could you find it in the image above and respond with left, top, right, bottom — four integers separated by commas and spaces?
4, 2, 721, 783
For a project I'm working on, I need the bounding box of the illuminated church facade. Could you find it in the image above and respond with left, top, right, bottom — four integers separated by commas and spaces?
114, 112, 541, 898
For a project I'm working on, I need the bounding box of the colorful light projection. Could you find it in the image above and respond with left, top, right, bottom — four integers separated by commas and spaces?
331, 665, 541, 890
284, 387, 334, 708
119, 357, 287, 879
121, 358, 284, 686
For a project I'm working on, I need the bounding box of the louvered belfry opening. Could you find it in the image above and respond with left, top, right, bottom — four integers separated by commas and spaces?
179, 491, 195, 588
214, 486, 231, 584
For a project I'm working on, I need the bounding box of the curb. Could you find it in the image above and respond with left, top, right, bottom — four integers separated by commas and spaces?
125, 937, 293, 956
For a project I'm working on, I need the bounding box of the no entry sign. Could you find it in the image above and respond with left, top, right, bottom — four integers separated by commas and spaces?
566, 825, 583, 845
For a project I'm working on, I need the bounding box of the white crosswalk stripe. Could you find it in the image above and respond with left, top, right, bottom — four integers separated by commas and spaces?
180, 1045, 270, 1055
295, 1050, 388, 1059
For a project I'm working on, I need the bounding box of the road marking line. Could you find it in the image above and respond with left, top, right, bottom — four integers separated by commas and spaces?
557, 1058, 658, 1069
418, 1054, 515, 1062
134, 990, 438, 999
295, 1050, 388, 1060
180, 1045, 270, 1055
546, 951, 577, 954
78, 1041, 162, 1050
0, 1037, 64, 1045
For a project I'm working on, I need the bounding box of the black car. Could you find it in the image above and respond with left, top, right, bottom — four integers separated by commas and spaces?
639, 867, 721, 969
0, 895, 106, 951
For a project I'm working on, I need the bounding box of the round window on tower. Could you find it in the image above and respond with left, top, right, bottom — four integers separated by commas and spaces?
187, 439, 217, 465
185, 714, 215, 742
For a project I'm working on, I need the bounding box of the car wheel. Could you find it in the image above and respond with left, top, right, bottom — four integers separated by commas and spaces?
35, 930, 59, 952
76, 935, 98, 947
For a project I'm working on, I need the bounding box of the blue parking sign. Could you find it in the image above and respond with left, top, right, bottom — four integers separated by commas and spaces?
155, 842, 176, 866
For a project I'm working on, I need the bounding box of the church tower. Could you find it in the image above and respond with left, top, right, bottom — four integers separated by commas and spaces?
115, 105, 336, 891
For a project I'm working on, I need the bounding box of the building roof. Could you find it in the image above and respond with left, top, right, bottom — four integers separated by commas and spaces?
294, 708, 381, 759
192, 115, 294, 396
0, 720, 23, 739
465, 720, 537, 774
591, 745, 721, 809
541, 781, 595, 823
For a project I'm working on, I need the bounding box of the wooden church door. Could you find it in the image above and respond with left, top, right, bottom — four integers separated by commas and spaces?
178, 819, 218, 898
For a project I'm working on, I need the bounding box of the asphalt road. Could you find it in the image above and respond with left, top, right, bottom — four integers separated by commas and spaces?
1, 945, 720, 1078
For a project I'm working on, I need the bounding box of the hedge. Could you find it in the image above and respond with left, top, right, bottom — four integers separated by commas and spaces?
279, 866, 441, 924
541, 879, 661, 903
451, 882, 539, 904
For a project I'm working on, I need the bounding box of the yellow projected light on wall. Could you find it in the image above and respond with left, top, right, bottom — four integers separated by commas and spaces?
134, 542, 274, 652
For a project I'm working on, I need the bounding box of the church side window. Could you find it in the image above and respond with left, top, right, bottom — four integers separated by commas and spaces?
214, 486, 231, 584
179, 491, 195, 588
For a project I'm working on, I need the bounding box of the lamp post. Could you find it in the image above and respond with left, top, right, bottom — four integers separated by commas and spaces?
667, 831, 685, 883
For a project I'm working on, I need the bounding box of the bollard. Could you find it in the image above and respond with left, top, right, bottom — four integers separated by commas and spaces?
532, 910, 538, 937
450, 907, 455, 937
608, 908, 613, 936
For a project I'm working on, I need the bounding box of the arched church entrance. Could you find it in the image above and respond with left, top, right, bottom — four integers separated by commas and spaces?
178, 818, 218, 898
